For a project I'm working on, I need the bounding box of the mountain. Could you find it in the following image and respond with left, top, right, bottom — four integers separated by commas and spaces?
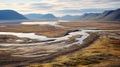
78, 13, 100, 21
95, 9, 120, 21
61, 15, 80, 19
25, 14, 43, 19
41, 14, 56, 19
25, 13, 57, 19
0, 10, 27, 20
0, 10, 27, 24
78, 8, 120, 21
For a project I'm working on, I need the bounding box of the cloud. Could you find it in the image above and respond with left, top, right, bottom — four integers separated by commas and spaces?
58, 8, 106, 13
0, 0, 120, 16
93, 0, 120, 3
29, 3, 53, 9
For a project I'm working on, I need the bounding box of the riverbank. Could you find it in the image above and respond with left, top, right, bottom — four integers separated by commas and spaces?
28, 31, 120, 67
0, 25, 71, 38
0, 32, 98, 67
0, 23, 120, 67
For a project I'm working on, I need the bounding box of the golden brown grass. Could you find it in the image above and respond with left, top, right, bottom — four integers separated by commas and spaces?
0, 25, 71, 37
64, 35, 81, 44
27, 32, 120, 67
60, 22, 120, 29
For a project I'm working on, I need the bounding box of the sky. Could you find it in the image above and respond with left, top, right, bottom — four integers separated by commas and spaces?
0, 0, 120, 16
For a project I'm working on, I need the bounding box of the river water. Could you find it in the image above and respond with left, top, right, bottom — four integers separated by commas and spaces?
0, 30, 98, 46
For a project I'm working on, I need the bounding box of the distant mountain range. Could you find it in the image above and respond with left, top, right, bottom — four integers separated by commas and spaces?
25, 14, 81, 20
95, 9, 120, 21
60, 15, 80, 19
24, 8, 120, 21
78, 13, 100, 21
0, 8, 119, 24
0, 10, 27, 24
78, 8, 120, 21
25, 13, 57, 19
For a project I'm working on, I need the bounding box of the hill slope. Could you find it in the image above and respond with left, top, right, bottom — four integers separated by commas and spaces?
78, 9, 120, 21
0, 10, 27, 20
78, 13, 100, 21
97, 9, 120, 21
0, 10, 27, 24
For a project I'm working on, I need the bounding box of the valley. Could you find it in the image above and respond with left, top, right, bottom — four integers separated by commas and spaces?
0, 0, 120, 67
0, 22, 120, 67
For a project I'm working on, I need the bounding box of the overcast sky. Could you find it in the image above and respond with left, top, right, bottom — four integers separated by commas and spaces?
0, 0, 120, 16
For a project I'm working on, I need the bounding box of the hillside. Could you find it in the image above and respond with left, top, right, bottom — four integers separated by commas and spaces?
97, 9, 120, 21
78, 13, 100, 21
78, 9, 120, 21
0, 10, 27, 24
0, 10, 27, 20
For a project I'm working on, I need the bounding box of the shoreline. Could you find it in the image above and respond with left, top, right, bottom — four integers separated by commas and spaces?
0, 33, 99, 67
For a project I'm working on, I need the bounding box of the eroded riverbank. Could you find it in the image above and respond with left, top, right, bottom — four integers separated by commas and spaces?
0, 30, 96, 46
0, 23, 120, 67
0, 32, 99, 67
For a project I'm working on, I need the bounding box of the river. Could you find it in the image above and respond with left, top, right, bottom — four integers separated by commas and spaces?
0, 30, 97, 46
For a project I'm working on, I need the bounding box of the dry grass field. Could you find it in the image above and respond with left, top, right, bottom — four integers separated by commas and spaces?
60, 22, 120, 29
0, 25, 71, 37
27, 31, 120, 67
0, 32, 98, 67
0, 22, 120, 67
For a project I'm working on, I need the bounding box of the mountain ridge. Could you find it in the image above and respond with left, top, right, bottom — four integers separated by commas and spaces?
25, 13, 57, 19
0, 10, 27, 24
0, 8, 120, 24
0, 10, 27, 20
78, 8, 120, 21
